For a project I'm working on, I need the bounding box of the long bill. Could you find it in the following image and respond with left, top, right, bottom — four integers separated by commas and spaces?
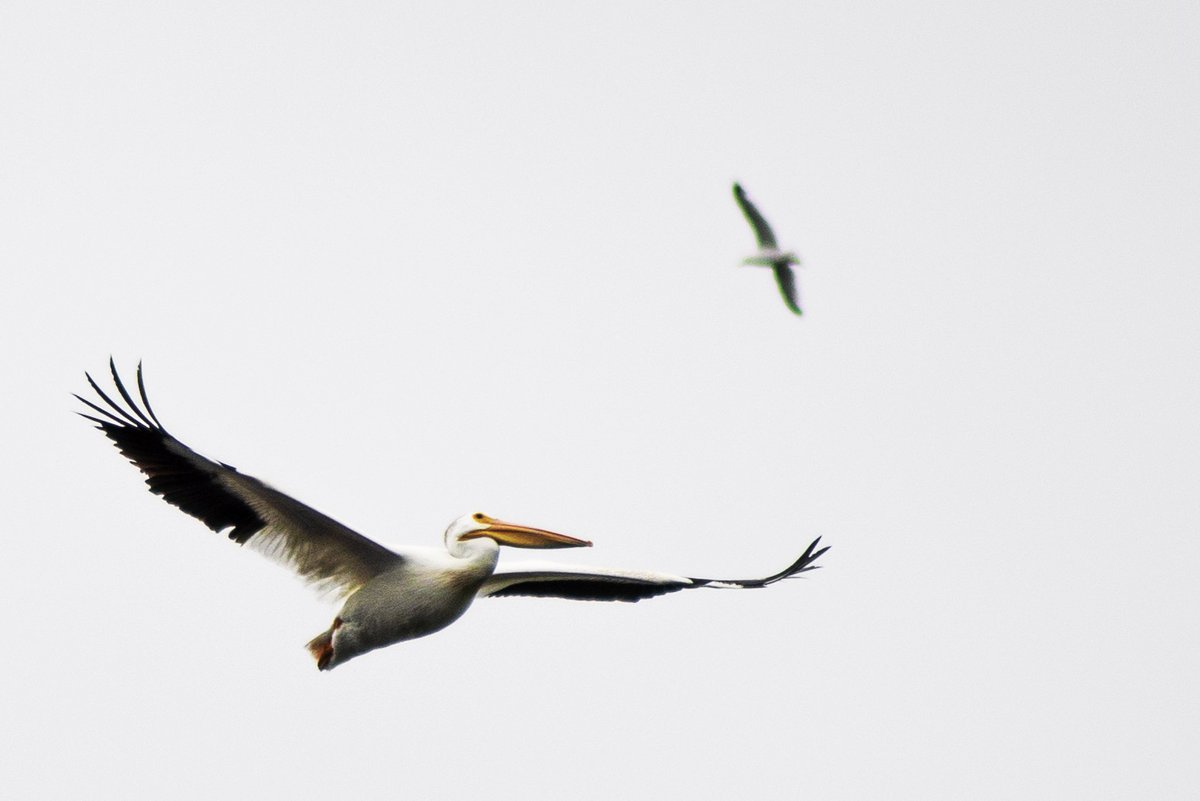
464, 516, 592, 549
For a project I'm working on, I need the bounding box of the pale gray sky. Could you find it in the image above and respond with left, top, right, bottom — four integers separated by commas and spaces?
2, 2, 1198, 799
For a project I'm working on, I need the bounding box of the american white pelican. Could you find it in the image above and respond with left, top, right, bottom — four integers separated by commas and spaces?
733, 182, 803, 315
77, 360, 829, 670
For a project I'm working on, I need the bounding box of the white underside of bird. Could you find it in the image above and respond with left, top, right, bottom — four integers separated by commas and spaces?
742, 249, 799, 267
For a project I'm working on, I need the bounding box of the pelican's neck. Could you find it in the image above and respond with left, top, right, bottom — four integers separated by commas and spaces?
445, 533, 500, 569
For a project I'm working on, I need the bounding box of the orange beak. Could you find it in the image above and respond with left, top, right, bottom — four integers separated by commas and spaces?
462, 514, 592, 549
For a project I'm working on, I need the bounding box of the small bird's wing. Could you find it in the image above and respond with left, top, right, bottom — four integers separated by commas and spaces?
76, 359, 402, 598
733, 182, 779, 249
773, 263, 803, 315
479, 538, 828, 603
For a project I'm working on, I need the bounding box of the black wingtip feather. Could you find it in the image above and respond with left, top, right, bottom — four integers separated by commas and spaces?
767, 536, 830, 581
691, 536, 830, 588
73, 394, 130, 427
135, 361, 165, 428
787, 536, 830, 575
109, 357, 155, 428
84, 371, 146, 428
78, 360, 267, 544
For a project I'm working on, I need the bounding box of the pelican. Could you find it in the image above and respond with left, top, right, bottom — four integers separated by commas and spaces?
733, 182, 803, 315
77, 360, 829, 670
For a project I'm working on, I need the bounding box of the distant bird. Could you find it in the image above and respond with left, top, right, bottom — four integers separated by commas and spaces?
733, 182, 802, 315
77, 360, 830, 670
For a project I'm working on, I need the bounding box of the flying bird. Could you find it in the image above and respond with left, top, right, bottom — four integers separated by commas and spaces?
77, 360, 829, 670
733, 182, 803, 315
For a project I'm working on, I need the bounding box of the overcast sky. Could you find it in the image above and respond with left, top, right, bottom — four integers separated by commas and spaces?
2, 2, 1198, 799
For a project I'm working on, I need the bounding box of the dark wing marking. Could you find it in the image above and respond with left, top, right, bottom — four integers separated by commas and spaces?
481, 568, 691, 603
733, 183, 779, 249
77, 359, 401, 597
479, 538, 829, 603
773, 263, 802, 315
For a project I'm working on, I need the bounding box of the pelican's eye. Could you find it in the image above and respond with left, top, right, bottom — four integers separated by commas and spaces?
473, 513, 486, 522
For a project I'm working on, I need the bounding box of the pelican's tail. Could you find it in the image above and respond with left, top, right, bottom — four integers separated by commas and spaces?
305, 618, 341, 671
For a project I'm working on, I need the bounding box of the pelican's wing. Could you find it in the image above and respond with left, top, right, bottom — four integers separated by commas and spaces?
479, 538, 828, 603
733, 182, 778, 249
773, 263, 803, 315
76, 359, 401, 598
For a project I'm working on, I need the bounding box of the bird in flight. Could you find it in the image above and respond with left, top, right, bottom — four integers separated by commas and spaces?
733, 182, 802, 315
77, 360, 829, 670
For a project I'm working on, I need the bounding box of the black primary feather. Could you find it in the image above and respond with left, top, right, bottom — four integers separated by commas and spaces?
77, 361, 265, 542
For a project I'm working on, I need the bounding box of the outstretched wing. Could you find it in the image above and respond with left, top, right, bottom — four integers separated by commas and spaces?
479, 537, 828, 603
733, 182, 779, 249
773, 263, 803, 315
76, 359, 401, 598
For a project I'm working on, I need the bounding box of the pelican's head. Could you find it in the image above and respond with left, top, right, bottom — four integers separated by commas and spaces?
445, 512, 592, 552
